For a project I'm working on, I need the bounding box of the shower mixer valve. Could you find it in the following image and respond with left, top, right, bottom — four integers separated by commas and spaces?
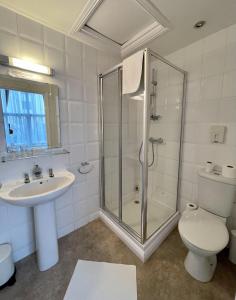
150, 114, 161, 121
149, 137, 164, 144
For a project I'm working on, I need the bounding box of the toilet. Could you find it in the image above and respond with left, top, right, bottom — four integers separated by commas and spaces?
178, 168, 236, 282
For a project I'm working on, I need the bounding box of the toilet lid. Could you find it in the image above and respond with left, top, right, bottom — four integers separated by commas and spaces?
178, 209, 229, 252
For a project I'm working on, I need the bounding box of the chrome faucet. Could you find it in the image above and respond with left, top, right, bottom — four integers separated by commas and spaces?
32, 164, 43, 180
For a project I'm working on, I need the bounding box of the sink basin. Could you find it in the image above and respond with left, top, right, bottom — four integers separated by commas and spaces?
0, 170, 75, 271
0, 171, 75, 207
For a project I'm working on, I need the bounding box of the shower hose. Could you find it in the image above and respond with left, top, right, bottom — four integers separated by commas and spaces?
138, 141, 155, 167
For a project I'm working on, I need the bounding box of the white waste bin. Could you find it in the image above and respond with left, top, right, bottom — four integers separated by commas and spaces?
229, 230, 236, 264
0, 243, 16, 290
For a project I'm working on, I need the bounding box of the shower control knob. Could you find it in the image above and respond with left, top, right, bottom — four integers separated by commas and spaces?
150, 114, 161, 121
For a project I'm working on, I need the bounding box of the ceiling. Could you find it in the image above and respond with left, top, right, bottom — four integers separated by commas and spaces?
0, 0, 235, 56
148, 0, 236, 55
0, 0, 88, 33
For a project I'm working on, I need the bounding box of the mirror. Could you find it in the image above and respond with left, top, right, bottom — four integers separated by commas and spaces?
0, 75, 61, 157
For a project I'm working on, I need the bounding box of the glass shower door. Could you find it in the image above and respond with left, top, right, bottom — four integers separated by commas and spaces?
121, 93, 143, 238
146, 53, 185, 238
101, 66, 143, 241
101, 68, 121, 219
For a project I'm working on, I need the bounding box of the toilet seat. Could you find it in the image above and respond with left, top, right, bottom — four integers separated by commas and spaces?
178, 208, 229, 253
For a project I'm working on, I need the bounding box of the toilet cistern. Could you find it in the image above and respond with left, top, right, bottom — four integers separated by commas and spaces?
178, 168, 236, 282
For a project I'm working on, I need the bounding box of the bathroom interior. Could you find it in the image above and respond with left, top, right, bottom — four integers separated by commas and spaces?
0, 0, 235, 299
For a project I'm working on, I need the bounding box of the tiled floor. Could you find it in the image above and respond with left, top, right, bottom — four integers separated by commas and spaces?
0, 219, 235, 300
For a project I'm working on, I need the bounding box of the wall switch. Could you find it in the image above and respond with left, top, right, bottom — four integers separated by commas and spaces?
210, 125, 226, 143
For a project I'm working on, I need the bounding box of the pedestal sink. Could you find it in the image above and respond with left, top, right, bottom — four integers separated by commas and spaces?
0, 170, 75, 271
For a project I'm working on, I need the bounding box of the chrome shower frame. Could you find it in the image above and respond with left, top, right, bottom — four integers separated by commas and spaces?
98, 48, 187, 245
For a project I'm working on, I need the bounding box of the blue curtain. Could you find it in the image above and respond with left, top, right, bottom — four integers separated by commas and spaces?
0, 89, 48, 150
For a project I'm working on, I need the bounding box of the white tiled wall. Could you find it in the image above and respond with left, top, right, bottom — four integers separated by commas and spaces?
165, 24, 236, 228
0, 6, 120, 262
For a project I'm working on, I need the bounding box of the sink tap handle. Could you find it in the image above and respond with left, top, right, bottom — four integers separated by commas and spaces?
48, 168, 54, 178
24, 173, 30, 184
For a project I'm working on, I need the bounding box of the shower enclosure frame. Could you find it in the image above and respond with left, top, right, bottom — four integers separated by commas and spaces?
99, 48, 187, 248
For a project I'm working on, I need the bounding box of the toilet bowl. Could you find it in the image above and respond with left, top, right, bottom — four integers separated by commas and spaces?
178, 208, 229, 282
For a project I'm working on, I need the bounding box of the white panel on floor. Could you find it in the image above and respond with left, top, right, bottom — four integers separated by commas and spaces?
64, 260, 137, 300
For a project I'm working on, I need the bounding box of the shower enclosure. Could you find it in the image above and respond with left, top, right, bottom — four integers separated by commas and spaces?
99, 49, 187, 259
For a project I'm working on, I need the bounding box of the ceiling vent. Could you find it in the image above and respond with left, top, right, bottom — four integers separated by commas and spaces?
70, 0, 171, 57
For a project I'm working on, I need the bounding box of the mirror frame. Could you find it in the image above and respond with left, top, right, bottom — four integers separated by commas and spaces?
0, 74, 62, 159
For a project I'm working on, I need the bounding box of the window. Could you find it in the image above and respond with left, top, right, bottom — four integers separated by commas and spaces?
0, 89, 48, 151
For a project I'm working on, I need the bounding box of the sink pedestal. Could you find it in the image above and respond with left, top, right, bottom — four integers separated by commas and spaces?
0, 170, 75, 271
34, 201, 58, 271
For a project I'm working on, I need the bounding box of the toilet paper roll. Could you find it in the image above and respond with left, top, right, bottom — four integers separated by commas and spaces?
186, 202, 198, 211
222, 165, 236, 178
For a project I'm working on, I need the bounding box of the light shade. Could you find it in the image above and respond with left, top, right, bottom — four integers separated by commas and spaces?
0, 55, 54, 76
